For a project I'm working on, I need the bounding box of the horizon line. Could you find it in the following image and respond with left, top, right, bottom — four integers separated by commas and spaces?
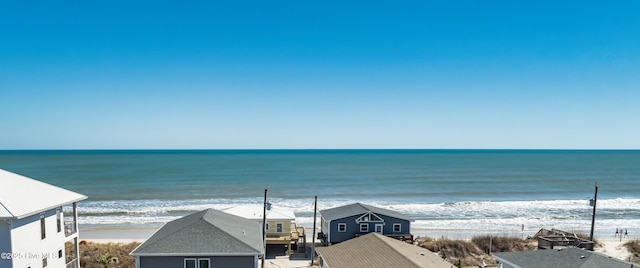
1, 148, 639, 151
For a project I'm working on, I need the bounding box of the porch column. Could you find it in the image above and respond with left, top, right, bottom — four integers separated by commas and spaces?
73, 202, 80, 268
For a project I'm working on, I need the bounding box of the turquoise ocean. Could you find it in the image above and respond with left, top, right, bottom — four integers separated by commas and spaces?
1, 150, 639, 239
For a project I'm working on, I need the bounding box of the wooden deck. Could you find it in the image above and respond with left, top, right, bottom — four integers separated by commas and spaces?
265, 224, 306, 255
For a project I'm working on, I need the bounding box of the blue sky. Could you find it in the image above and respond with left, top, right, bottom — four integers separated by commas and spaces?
1, 1, 639, 149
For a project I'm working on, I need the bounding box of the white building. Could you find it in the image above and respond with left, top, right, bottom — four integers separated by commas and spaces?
0, 169, 87, 268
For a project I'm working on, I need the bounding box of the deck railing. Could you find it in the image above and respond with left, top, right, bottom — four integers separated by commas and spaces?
66, 259, 78, 268
64, 221, 77, 237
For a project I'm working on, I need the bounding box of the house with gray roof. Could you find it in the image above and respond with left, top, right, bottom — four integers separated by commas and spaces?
492, 247, 636, 268
319, 203, 412, 245
130, 208, 263, 268
0, 169, 87, 268
315, 232, 452, 268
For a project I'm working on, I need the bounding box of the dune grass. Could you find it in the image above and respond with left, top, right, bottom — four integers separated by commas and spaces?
624, 240, 640, 264
416, 235, 534, 267
76, 242, 140, 268
471, 235, 536, 254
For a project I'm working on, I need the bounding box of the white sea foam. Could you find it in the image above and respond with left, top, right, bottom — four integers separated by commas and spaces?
77, 197, 640, 239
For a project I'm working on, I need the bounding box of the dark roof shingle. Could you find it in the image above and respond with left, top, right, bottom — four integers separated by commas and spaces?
492, 248, 634, 268
131, 208, 262, 256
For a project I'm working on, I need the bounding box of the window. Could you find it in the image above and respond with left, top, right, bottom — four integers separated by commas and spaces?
393, 223, 401, 232
276, 223, 283, 233
58, 250, 63, 259
185, 258, 210, 268
185, 259, 196, 268
265, 223, 269, 231
360, 223, 368, 232
337, 223, 346, 232
42, 258, 47, 267
356, 212, 384, 223
198, 259, 210, 268
57, 209, 62, 233
40, 214, 46, 240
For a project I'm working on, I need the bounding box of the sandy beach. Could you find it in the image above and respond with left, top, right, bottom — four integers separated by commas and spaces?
594, 237, 637, 263
80, 228, 157, 243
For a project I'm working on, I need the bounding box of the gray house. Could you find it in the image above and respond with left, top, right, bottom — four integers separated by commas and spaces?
492, 247, 636, 268
319, 203, 412, 245
130, 208, 263, 268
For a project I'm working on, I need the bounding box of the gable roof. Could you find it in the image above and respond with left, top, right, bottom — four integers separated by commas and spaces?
223, 204, 295, 221
315, 233, 451, 268
492, 248, 634, 268
0, 169, 87, 219
130, 208, 263, 256
319, 203, 411, 222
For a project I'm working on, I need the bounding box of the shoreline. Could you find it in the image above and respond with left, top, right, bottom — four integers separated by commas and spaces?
80, 227, 157, 243
79, 226, 638, 242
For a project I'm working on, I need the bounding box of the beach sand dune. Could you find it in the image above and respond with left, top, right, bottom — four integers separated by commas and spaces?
594, 238, 635, 262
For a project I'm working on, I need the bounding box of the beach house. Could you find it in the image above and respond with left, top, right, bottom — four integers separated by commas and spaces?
0, 169, 87, 268
315, 232, 451, 268
224, 204, 305, 255
318, 203, 412, 245
130, 208, 263, 268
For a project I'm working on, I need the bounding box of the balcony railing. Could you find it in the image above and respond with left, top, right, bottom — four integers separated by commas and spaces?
64, 221, 77, 237
66, 259, 79, 268
266, 233, 292, 240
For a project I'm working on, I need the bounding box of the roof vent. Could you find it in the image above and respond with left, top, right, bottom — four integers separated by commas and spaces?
580, 255, 585, 259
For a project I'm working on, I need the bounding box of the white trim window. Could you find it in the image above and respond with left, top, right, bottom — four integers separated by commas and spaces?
185, 258, 196, 268
185, 258, 210, 268
198, 258, 210, 268
393, 223, 401, 232
337, 223, 346, 232
360, 223, 369, 232
355, 212, 384, 223
276, 222, 283, 233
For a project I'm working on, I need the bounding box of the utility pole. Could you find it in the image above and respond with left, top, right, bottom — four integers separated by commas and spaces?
262, 188, 267, 268
311, 195, 317, 267
589, 183, 598, 242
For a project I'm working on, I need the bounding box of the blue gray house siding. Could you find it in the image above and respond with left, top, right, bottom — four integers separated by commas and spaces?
139, 255, 257, 268
325, 214, 410, 245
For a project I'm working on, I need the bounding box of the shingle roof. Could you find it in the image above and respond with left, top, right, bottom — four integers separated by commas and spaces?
319, 203, 411, 221
223, 204, 295, 220
130, 208, 263, 256
315, 233, 452, 268
0, 169, 87, 219
492, 248, 634, 268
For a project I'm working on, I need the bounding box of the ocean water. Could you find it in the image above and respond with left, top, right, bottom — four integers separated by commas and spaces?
1, 150, 639, 239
